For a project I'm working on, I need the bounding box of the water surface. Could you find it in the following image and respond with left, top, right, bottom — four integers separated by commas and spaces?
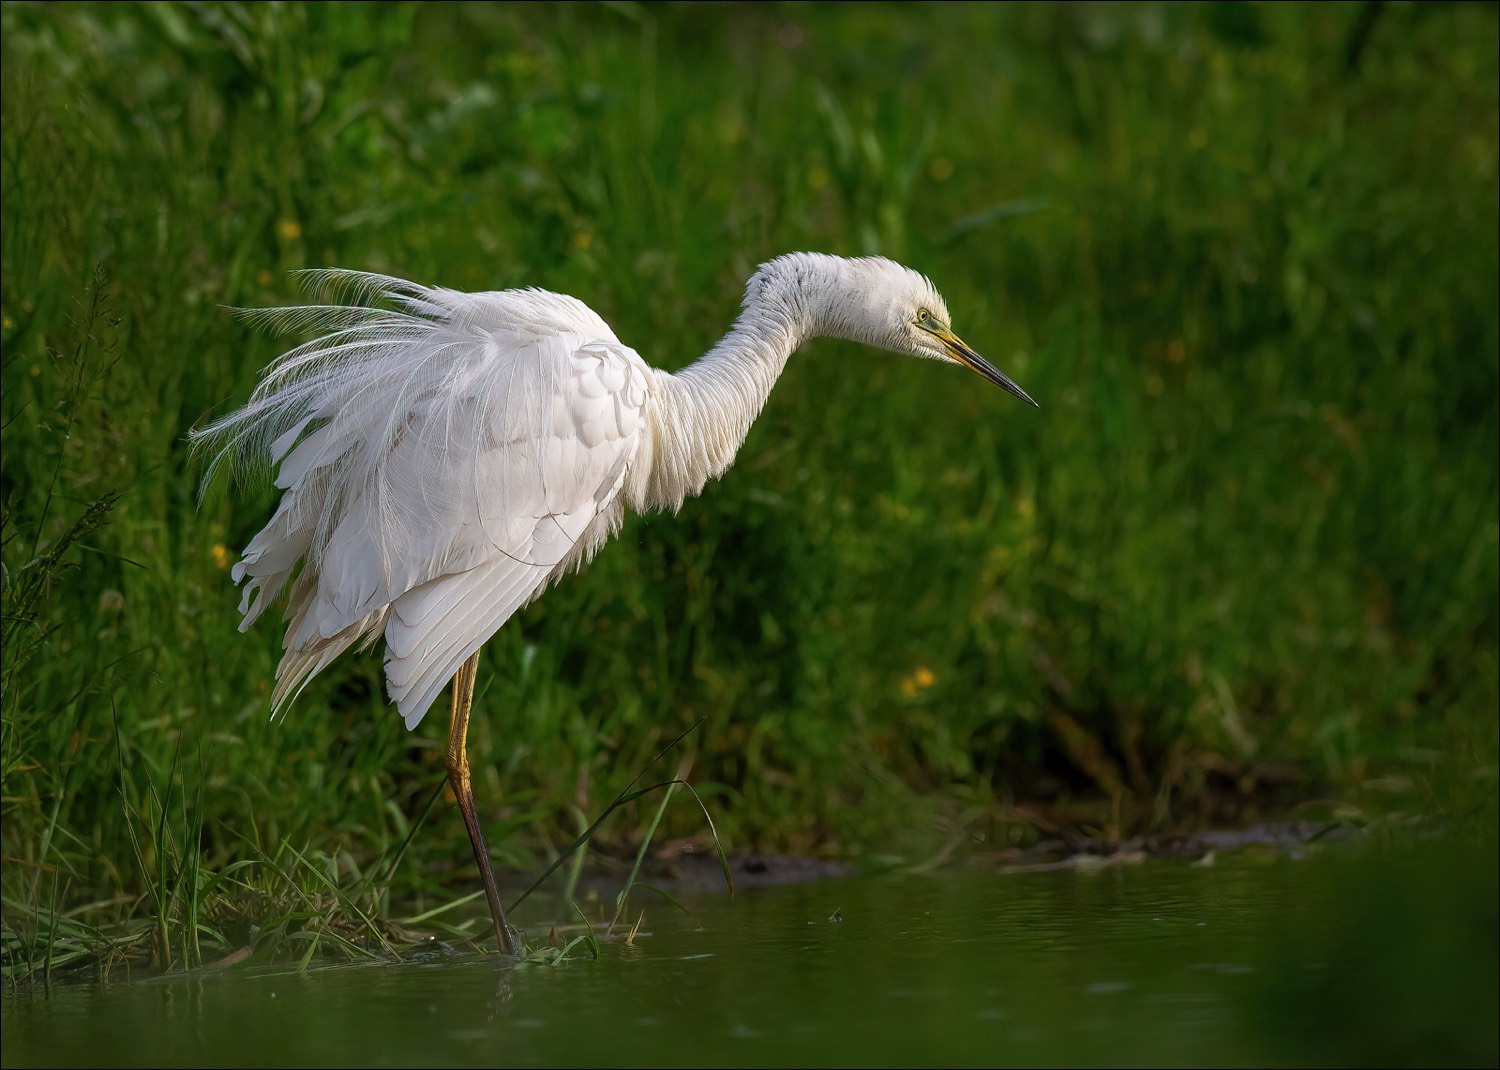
4, 838, 1494, 1067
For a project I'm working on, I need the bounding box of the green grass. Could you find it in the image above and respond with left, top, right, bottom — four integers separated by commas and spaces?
2, 2, 1496, 976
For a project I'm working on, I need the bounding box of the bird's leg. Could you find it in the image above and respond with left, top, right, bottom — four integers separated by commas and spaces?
445, 651, 521, 956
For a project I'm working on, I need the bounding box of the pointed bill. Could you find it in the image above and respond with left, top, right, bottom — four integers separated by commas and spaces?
933, 327, 1038, 408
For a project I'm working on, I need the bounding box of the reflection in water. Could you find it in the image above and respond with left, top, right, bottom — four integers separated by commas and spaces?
3, 839, 1495, 1068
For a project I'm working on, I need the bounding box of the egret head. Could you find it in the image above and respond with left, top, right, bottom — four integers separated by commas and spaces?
756, 253, 1038, 407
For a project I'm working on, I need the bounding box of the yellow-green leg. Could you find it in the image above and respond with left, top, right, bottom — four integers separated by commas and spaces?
445, 651, 521, 956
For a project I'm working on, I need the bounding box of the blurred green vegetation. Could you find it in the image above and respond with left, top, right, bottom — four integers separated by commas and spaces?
2, 2, 1496, 970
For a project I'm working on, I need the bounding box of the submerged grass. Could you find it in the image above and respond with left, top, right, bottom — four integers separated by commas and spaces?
2, 2, 1496, 975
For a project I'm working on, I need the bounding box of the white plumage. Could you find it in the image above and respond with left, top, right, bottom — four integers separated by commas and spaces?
198, 273, 652, 725
196, 254, 1036, 733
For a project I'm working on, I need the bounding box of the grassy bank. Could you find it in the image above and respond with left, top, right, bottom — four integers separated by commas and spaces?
2, 2, 1496, 974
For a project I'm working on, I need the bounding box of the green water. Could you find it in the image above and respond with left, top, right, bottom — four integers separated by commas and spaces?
3, 840, 1494, 1068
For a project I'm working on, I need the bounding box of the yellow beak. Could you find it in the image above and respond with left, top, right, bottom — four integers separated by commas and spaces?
930, 326, 1038, 408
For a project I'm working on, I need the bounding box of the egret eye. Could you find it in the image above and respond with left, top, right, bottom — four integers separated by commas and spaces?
916, 308, 932, 325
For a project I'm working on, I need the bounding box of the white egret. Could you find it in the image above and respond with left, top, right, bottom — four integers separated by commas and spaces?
194, 252, 1036, 955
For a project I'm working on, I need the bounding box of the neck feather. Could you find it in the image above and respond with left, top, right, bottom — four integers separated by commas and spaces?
640, 264, 827, 512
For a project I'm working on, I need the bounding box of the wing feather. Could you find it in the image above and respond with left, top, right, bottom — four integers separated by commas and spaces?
193, 272, 652, 727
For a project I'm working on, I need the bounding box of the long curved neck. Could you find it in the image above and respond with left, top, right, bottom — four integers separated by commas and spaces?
636, 253, 911, 514
642, 284, 814, 512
